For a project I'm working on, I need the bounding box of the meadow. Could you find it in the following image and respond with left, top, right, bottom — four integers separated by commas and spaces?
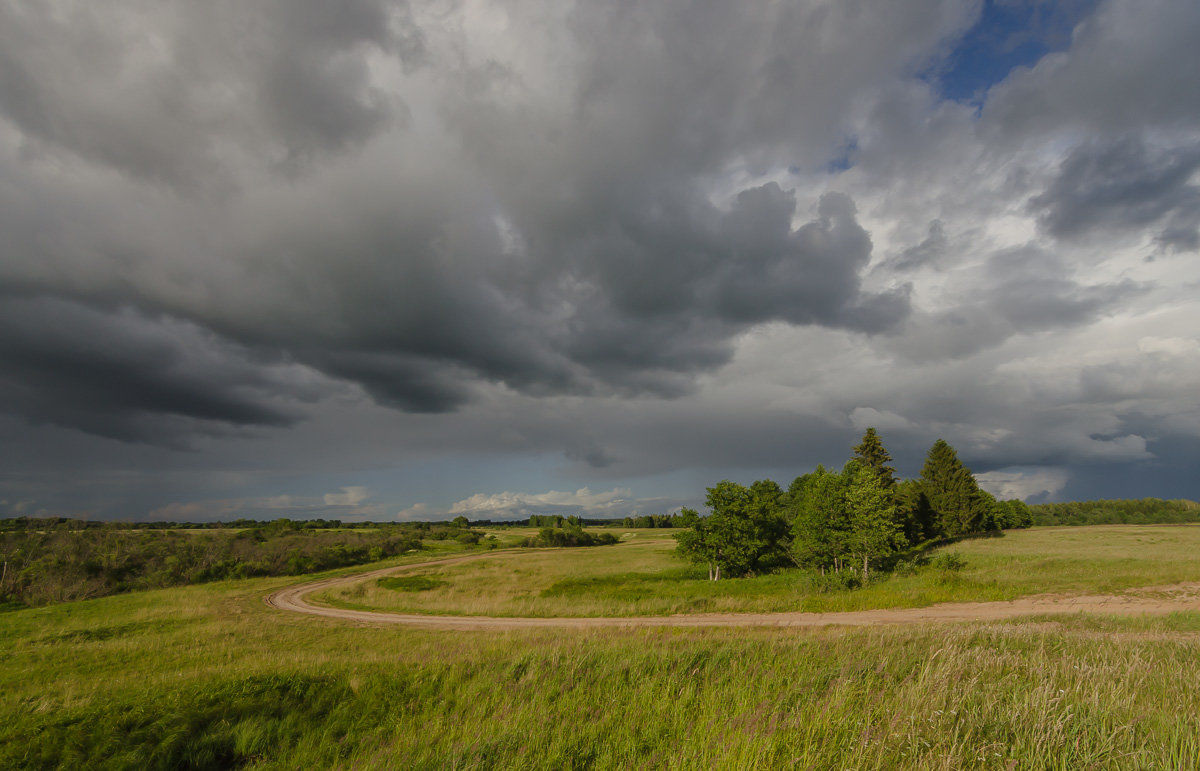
4, 524, 1200, 768
315, 524, 1200, 617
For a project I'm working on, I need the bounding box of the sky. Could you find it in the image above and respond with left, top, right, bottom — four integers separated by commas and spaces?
1, 0, 1199, 522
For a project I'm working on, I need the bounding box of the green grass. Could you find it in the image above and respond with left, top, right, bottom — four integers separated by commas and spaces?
376, 575, 449, 592
2, 566, 1200, 768
314, 524, 1200, 617
6, 524, 1200, 768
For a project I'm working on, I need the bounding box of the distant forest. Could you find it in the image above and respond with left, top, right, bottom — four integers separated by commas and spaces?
1029, 498, 1200, 527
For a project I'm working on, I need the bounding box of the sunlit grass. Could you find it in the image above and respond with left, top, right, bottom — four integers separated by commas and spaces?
3, 565, 1200, 768
314, 524, 1200, 618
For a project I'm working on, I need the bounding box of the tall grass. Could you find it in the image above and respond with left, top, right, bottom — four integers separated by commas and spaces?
5, 526, 1200, 768
2, 572, 1199, 768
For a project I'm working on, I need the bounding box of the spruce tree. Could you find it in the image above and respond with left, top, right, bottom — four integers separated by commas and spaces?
920, 439, 988, 537
843, 462, 904, 580
852, 427, 897, 488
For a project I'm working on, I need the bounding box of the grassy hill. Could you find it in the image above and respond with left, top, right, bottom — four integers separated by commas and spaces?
3, 525, 1200, 768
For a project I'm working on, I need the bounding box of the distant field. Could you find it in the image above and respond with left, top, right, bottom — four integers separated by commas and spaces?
3, 550, 1200, 767
313, 524, 1200, 617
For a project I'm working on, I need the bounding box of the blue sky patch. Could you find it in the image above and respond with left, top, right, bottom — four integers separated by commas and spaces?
931, 0, 1101, 104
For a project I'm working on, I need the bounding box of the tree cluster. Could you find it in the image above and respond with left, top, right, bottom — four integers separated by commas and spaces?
521, 520, 619, 548
677, 429, 1032, 580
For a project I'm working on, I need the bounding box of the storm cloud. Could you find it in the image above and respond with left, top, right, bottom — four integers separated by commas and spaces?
1, 0, 1199, 519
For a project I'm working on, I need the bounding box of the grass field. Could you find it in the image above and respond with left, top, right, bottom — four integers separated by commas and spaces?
4, 525, 1200, 768
312, 524, 1200, 617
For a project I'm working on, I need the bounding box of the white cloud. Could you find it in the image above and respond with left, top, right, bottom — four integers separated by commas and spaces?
323, 486, 371, 506
1137, 336, 1200, 357
977, 468, 1069, 501
448, 486, 657, 519
849, 406, 913, 432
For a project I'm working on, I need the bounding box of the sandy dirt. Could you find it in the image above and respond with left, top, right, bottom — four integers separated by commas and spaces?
264, 552, 1200, 630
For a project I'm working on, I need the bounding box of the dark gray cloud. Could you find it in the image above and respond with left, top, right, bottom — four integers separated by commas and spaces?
0, 0, 410, 187
0, 0, 1198, 518
890, 245, 1145, 362
1029, 136, 1200, 244
0, 0, 935, 436
0, 297, 332, 443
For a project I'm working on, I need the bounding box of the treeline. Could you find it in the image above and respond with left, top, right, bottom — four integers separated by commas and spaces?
677, 429, 1032, 580
1030, 498, 1200, 527
0, 520, 484, 609
617, 513, 698, 528
1, 517, 378, 532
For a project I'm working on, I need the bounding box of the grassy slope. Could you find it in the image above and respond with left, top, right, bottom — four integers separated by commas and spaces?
3, 571, 1200, 768
6, 525, 1200, 768
315, 524, 1200, 618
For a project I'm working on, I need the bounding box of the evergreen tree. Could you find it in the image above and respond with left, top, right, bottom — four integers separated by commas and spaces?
844, 463, 905, 580
895, 478, 936, 543
920, 439, 988, 537
852, 427, 898, 488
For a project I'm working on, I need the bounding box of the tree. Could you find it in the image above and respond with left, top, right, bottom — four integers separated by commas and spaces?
677, 507, 701, 528
787, 465, 851, 571
920, 439, 988, 537
675, 481, 783, 579
451, 515, 470, 528
852, 427, 898, 488
843, 462, 904, 580
747, 479, 791, 568
993, 498, 1033, 529
895, 478, 936, 543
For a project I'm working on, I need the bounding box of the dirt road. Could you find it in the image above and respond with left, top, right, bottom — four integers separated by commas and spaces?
264, 552, 1200, 630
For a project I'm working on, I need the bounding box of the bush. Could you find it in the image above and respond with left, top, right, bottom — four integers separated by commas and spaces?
931, 553, 967, 572
807, 570, 861, 593
521, 527, 619, 548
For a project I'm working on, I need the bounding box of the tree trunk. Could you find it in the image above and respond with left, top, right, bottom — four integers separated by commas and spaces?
862, 554, 869, 582
714, 564, 721, 581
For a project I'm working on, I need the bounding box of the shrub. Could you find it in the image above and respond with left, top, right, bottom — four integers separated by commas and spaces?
932, 553, 967, 572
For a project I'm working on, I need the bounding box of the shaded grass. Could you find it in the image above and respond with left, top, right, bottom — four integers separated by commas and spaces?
377, 575, 448, 592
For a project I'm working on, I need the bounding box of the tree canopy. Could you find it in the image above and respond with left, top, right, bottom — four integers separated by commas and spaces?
677, 428, 1030, 580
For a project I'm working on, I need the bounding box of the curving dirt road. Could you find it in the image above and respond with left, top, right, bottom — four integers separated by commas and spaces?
265, 551, 1200, 630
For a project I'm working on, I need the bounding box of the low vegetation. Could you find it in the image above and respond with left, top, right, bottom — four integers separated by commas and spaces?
0, 519, 481, 609
521, 523, 620, 548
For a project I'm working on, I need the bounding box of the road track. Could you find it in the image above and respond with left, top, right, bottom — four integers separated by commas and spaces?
265, 550, 1200, 630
